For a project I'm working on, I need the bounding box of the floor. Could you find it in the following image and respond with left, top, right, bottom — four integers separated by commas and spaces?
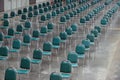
0, 0, 120, 80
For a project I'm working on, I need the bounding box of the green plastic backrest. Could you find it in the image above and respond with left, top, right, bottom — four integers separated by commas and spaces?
34, 10, 38, 16
40, 26, 48, 33
59, 32, 67, 40
39, 8, 44, 14
85, 15, 90, 21
86, 33, 95, 42
33, 49, 42, 59
44, 7, 48, 12
94, 26, 101, 33
3, 20, 9, 26
0, 46, 8, 56
64, 6, 68, 11
34, 5, 38, 10
10, 11, 15, 17
38, 4, 42, 8
21, 14, 26, 20
52, 11, 57, 17
12, 39, 21, 49
91, 29, 98, 37
24, 21, 31, 29
67, 52, 78, 63
46, 2, 50, 6
16, 24, 23, 32
28, 12, 33, 18
66, 0, 71, 4
17, 10, 22, 15
3, 13, 8, 19
23, 8, 28, 13
65, 14, 70, 20
50, 72, 62, 80
60, 16, 66, 22
0, 32, 4, 41
8, 28, 14, 36
47, 22, 54, 30
60, 60, 72, 73
52, 36, 61, 46
82, 39, 90, 48
48, 6, 52, 10
71, 23, 78, 32
73, 10, 77, 16
75, 44, 85, 54
60, 7, 64, 13
56, 3, 60, 7
52, 4, 56, 9
41, 15, 46, 21
20, 57, 30, 69
80, 17, 86, 23
101, 19, 107, 25
5, 68, 16, 80
32, 29, 40, 38
46, 13, 51, 20
23, 34, 31, 43
28, 6, 33, 12
43, 42, 52, 51
56, 9, 60, 15
65, 27, 72, 35
42, 3, 46, 7
69, 12, 74, 17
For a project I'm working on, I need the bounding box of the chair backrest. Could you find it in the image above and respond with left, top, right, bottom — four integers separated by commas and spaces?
50, 72, 62, 80
60, 16, 66, 22
65, 27, 72, 36
3, 20, 9, 27
60, 60, 72, 73
10, 11, 15, 17
91, 29, 98, 37
7, 28, 14, 36
12, 39, 21, 49
52, 36, 61, 46
47, 22, 54, 30
5, 67, 16, 80
28, 6, 33, 12
23, 8, 28, 13
41, 15, 46, 21
20, 57, 30, 69
33, 5, 38, 10
34, 10, 39, 16
67, 52, 78, 63
59, 32, 67, 40
28, 12, 33, 18
16, 24, 23, 32
75, 44, 85, 54
43, 42, 52, 51
23, 34, 31, 43
3, 13, 8, 19
94, 26, 101, 33
24, 21, 31, 29
38, 4, 42, 8
21, 14, 27, 20
71, 23, 78, 32
40, 26, 48, 33
46, 13, 52, 20
39, 8, 44, 14
32, 29, 40, 38
0, 32, 4, 41
86, 33, 95, 42
82, 39, 90, 48
17, 9, 22, 15
0, 46, 8, 56
33, 49, 42, 59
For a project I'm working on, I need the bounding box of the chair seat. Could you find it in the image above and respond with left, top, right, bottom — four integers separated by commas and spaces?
52, 45, 60, 49
40, 33, 47, 36
31, 59, 42, 64
17, 69, 30, 74
9, 49, 20, 53
48, 29, 53, 32
61, 40, 66, 43
61, 73, 71, 78
20, 20, 26, 22
0, 56, 8, 60
15, 32, 22, 34
31, 37, 39, 41
71, 63, 78, 67
0, 26, 8, 29
78, 54, 85, 58
90, 42, 94, 45
43, 51, 52, 55
22, 42, 30, 46
23, 28, 30, 30
59, 22, 66, 24
85, 48, 90, 51
4, 35, 13, 38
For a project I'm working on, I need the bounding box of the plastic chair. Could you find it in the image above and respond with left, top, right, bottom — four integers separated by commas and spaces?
16, 57, 30, 80
30, 49, 42, 74
0, 46, 9, 70
47, 22, 54, 32
33, 5, 38, 10
4, 67, 17, 80
0, 32, 4, 46
50, 72, 62, 80
20, 14, 27, 22
0, 20, 9, 29
86, 33, 95, 45
28, 6, 33, 12
1, 13, 9, 20
60, 60, 72, 79
17, 9, 22, 16
23, 21, 31, 34
23, 8, 28, 14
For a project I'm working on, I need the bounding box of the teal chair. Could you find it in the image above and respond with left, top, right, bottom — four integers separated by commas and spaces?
20, 14, 27, 22
15, 24, 23, 39
30, 49, 42, 73
33, 10, 39, 17
23, 8, 28, 13
0, 20, 9, 29
38, 4, 42, 8
1, 13, 9, 20
40, 15, 46, 23
82, 39, 90, 51
52, 36, 61, 49
22, 34, 31, 46
4, 67, 17, 80
75, 44, 85, 58
46, 2, 50, 6
48, 6, 52, 11
86, 33, 95, 45
52, 11, 57, 18
50, 72, 62, 80
39, 8, 44, 15
16, 57, 30, 80
56, 9, 60, 15
27, 12, 33, 19
60, 7, 64, 13
0, 46, 8, 70
44, 7, 48, 12
43, 42, 52, 56
24, 21, 31, 30
33, 5, 38, 10
10, 11, 16, 18
4, 28, 14, 39
91, 29, 99, 38
47, 22, 54, 32
60, 60, 72, 78
100, 18, 108, 26
67, 52, 78, 67
42, 2, 46, 7
46, 13, 52, 20
65, 27, 72, 37
59, 32, 67, 43
17, 9, 22, 16
52, 4, 57, 9
40, 26, 48, 36
59, 16, 66, 32
28, 6, 33, 12
65, 14, 70, 21
94, 26, 101, 34
71, 23, 78, 33
80, 17, 86, 25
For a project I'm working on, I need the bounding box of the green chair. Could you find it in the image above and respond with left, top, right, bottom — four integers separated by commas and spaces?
46, 2, 50, 6
91, 29, 99, 38
65, 14, 70, 21
27, 12, 33, 19
40, 26, 48, 36
60, 7, 64, 13
52, 11, 57, 18
65, 27, 72, 37
60, 16, 66, 24
30, 49, 42, 73
43, 42, 52, 56
22, 34, 31, 46
50, 72, 62, 80
47, 22, 54, 32
0, 46, 8, 61
38, 4, 42, 8
82, 39, 90, 51
1, 13, 8, 20
23, 8, 28, 13
33, 10, 39, 17
59, 32, 67, 42
17, 9, 22, 16
10, 11, 16, 18
20, 14, 27, 22
67, 52, 78, 67
48, 6, 52, 11
46, 13, 52, 20
52, 36, 61, 49
94, 26, 101, 34
56, 9, 60, 15
24, 21, 31, 30
40, 15, 46, 22
16, 57, 30, 80
75, 44, 85, 58
80, 17, 86, 25
71, 23, 78, 33
31, 29, 40, 41
44, 7, 48, 12
39, 8, 44, 15
100, 18, 108, 26
60, 60, 72, 78
0, 20, 9, 29
86, 33, 95, 45
28, 6, 33, 12
42, 2, 46, 7
4, 28, 14, 39
4, 67, 17, 80
33, 5, 38, 10
15, 24, 23, 34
